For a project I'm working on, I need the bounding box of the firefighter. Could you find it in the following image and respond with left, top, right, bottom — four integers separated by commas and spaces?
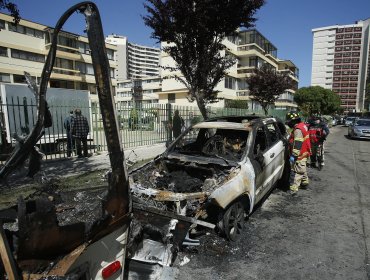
308, 116, 330, 167
286, 112, 311, 195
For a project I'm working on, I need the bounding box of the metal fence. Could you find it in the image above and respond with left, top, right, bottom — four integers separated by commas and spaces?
1, 98, 288, 162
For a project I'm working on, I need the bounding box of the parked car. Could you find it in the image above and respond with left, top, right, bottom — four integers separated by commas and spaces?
344, 116, 356, 127
129, 116, 290, 241
348, 118, 370, 139
331, 118, 338, 126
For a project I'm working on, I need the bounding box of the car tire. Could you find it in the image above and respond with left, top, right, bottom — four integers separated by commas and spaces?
217, 201, 245, 241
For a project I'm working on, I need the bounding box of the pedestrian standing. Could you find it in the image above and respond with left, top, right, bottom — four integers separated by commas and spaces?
71, 108, 90, 158
286, 112, 311, 195
172, 109, 184, 139
63, 110, 74, 157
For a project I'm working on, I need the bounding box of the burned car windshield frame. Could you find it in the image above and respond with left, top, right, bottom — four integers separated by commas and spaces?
168, 122, 251, 163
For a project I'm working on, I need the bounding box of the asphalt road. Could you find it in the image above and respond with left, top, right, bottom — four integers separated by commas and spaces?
177, 126, 370, 280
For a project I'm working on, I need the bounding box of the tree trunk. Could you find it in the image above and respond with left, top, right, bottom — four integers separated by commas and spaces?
262, 104, 269, 116
196, 95, 208, 120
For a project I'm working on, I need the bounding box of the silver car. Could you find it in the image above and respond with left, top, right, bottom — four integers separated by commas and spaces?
348, 119, 370, 139
130, 116, 290, 241
344, 116, 356, 127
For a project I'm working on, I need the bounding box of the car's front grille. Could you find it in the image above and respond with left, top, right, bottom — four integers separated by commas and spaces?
362, 130, 370, 134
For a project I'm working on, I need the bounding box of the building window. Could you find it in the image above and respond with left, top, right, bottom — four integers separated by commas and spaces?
353, 39, 361, 44
55, 58, 73, 70
345, 27, 353, 32
344, 46, 352, 51
13, 74, 26, 83
335, 41, 343, 45
9, 24, 44, 38
334, 77, 340, 81
0, 72, 10, 83
342, 65, 350, 69
344, 34, 353, 38
11, 49, 45, 63
353, 46, 361, 51
78, 42, 90, 54
354, 27, 362, 32
334, 65, 341, 69
106, 49, 114, 60
341, 77, 349, 81
58, 35, 77, 49
343, 58, 351, 63
354, 33, 362, 38
0, 46, 7, 57
337, 28, 344, 33
225, 76, 235, 89
352, 58, 360, 63
168, 93, 175, 103
344, 40, 352, 45
351, 64, 359, 69
50, 79, 74, 89
0, 20, 5, 29
352, 52, 360, 57
336, 34, 343, 39
334, 59, 342, 64
350, 77, 358, 81
343, 52, 351, 57
335, 47, 342, 51
334, 53, 343, 58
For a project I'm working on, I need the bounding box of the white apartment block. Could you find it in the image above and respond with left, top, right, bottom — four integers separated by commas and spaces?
159, 29, 299, 110
105, 34, 160, 81
115, 76, 161, 106
0, 12, 118, 104
312, 18, 370, 112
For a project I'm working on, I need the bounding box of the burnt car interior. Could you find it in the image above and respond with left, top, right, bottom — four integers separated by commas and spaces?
173, 127, 249, 161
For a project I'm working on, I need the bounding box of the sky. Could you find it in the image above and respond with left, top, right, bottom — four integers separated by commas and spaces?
10, 0, 370, 87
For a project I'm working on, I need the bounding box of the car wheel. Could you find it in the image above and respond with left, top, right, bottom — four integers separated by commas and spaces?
218, 201, 245, 241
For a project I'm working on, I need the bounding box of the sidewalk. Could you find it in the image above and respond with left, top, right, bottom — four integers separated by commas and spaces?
42, 143, 167, 178
3, 143, 167, 186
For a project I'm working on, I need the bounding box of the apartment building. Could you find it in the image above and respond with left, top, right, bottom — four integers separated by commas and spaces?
115, 76, 161, 107
0, 12, 117, 104
159, 29, 299, 110
105, 34, 160, 81
312, 18, 370, 112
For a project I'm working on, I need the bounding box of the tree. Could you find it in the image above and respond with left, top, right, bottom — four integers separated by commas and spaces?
143, 0, 264, 119
245, 63, 293, 115
0, 0, 20, 24
294, 86, 341, 116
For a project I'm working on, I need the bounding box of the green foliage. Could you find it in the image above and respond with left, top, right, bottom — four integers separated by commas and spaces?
143, 0, 264, 119
294, 86, 341, 116
225, 99, 249, 109
245, 64, 293, 115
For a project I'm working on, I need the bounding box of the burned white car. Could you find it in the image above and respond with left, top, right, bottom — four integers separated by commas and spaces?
130, 116, 290, 241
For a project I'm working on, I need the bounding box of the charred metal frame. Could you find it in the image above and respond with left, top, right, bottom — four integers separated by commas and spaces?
0, 2, 130, 279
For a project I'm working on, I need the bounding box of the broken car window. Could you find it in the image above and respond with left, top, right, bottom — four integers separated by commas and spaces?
173, 127, 248, 161
266, 123, 280, 146
254, 126, 268, 155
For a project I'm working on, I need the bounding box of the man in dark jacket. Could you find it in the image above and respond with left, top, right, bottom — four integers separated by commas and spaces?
71, 108, 90, 158
172, 110, 184, 139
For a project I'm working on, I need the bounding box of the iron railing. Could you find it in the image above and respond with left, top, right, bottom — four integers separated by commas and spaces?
1, 99, 287, 162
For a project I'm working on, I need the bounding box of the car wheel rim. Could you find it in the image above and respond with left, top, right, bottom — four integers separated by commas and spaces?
225, 202, 244, 241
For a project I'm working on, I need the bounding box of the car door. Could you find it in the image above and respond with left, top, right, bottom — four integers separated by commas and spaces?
265, 122, 285, 188
251, 124, 274, 203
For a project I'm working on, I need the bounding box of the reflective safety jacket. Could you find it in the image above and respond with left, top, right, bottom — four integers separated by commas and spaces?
289, 122, 311, 161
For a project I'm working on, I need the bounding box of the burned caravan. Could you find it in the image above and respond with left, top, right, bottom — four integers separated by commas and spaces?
130, 116, 290, 241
